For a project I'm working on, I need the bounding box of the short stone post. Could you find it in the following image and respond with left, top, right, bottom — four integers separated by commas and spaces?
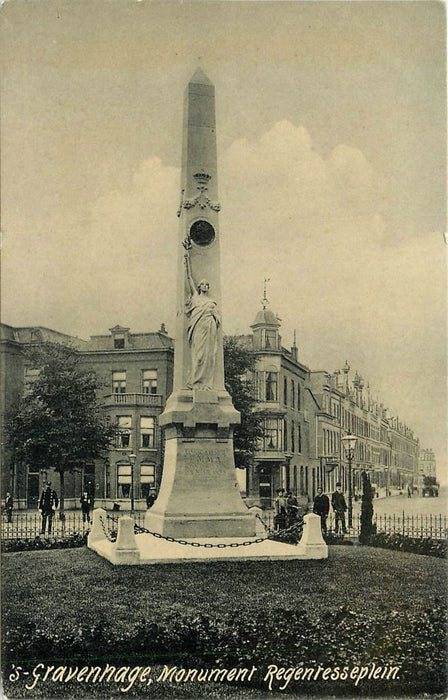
248, 506, 268, 539
112, 516, 140, 564
88, 508, 108, 546
296, 512, 328, 559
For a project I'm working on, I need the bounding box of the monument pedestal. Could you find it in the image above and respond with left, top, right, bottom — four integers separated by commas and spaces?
145, 388, 256, 538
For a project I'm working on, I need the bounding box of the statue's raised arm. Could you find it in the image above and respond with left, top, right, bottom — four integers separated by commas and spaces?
183, 236, 196, 297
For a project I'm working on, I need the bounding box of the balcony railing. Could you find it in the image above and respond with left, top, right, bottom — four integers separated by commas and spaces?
105, 393, 163, 407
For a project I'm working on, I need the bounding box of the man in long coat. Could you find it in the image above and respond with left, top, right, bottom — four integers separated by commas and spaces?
331, 482, 348, 534
39, 482, 59, 535
313, 487, 330, 533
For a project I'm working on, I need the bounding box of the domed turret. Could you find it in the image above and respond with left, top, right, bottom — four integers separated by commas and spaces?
252, 307, 281, 328
251, 279, 282, 351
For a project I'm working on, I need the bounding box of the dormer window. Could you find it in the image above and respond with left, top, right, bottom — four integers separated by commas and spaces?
110, 325, 130, 349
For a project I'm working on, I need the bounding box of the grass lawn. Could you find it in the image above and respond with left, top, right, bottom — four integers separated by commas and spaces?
2, 545, 447, 698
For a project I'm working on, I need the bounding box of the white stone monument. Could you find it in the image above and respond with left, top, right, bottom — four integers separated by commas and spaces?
145, 68, 256, 539
88, 70, 328, 564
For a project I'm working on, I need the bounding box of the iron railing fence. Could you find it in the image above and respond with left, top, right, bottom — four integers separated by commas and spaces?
373, 513, 447, 540
0, 510, 147, 541
326, 512, 448, 540
1, 509, 447, 542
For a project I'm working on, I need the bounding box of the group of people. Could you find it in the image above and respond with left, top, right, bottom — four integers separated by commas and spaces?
274, 482, 349, 534
37, 482, 93, 535
273, 489, 301, 530
313, 482, 348, 534
4, 482, 158, 535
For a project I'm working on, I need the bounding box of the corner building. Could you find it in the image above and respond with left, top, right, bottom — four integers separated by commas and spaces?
243, 305, 313, 508
0, 322, 173, 510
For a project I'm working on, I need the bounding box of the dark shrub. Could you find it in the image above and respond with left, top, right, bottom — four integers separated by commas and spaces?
2, 604, 446, 696
367, 532, 447, 558
1, 533, 87, 553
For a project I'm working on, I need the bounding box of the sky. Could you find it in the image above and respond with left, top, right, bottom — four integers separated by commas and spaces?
1, 1, 446, 478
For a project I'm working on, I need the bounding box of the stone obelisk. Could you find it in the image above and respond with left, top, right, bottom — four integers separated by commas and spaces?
145, 69, 256, 538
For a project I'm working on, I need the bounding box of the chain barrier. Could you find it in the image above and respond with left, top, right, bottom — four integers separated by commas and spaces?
100, 511, 303, 549
132, 520, 267, 548
271, 518, 304, 539
99, 514, 117, 543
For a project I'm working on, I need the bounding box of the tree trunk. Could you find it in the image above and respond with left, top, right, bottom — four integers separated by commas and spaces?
59, 470, 66, 522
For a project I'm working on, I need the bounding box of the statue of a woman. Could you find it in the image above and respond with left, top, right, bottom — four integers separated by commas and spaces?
183, 240, 220, 389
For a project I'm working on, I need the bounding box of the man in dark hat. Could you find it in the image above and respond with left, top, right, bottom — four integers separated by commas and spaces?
80, 490, 93, 525
313, 487, 330, 533
39, 482, 59, 535
331, 482, 347, 534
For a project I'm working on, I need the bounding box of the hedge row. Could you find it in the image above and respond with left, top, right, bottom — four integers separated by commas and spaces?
1, 533, 88, 553
366, 532, 447, 558
3, 605, 446, 696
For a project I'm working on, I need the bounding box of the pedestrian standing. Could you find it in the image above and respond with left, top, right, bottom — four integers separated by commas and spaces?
80, 491, 93, 524
39, 482, 59, 535
274, 488, 287, 531
146, 488, 157, 509
4, 492, 13, 523
286, 491, 299, 527
331, 482, 348, 534
313, 487, 330, 533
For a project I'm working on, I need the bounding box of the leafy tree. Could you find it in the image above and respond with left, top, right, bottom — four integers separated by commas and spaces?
223, 335, 264, 469
5, 343, 117, 518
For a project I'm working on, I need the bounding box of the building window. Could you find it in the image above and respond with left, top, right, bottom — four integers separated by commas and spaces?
114, 334, 125, 349
141, 417, 155, 448
291, 380, 295, 408
117, 416, 131, 448
140, 463, 155, 499
283, 377, 288, 405
265, 372, 278, 401
142, 370, 158, 394
284, 420, 288, 451
298, 423, 302, 453
264, 330, 277, 349
291, 421, 295, 453
112, 371, 126, 394
297, 384, 301, 411
117, 462, 131, 498
262, 418, 283, 451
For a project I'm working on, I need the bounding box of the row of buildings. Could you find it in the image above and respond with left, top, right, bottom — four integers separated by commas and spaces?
1, 302, 433, 511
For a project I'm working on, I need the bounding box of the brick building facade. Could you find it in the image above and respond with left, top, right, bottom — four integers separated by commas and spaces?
0, 317, 428, 511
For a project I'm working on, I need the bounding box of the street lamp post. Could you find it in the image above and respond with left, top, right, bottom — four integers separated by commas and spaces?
341, 432, 357, 530
129, 453, 137, 512
384, 466, 389, 497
